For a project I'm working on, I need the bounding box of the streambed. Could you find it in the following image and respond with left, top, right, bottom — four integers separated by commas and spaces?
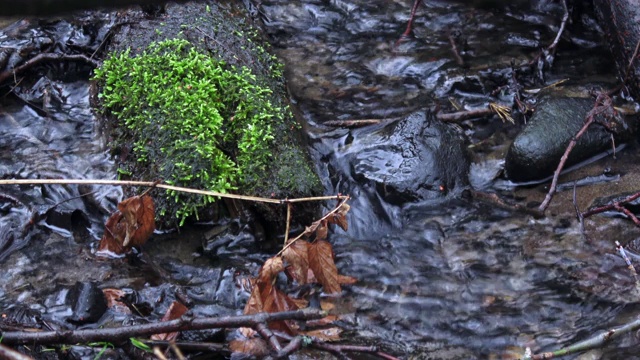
1, 1, 640, 359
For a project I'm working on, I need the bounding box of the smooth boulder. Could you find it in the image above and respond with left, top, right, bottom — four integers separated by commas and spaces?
349, 110, 470, 205
505, 91, 634, 183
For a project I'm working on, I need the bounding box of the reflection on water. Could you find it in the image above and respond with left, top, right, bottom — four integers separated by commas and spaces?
1, 1, 640, 358
259, 0, 640, 357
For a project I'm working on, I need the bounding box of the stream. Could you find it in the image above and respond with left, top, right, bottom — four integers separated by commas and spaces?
1, 1, 640, 359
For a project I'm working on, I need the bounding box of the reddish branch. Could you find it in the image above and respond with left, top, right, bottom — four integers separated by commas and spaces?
538, 92, 613, 212
581, 191, 640, 226
0, 309, 324, 345
437, 108, 494, 122
395, 0, 422, 46
0, 53, 101, 85
0, 344, 33, 360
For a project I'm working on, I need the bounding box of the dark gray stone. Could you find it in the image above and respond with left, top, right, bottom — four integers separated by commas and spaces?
505, 94, 634, 183
350, 110, 470, 205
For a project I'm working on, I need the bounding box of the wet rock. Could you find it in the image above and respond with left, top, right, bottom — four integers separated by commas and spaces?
504, 90, 635, 182
65, 281, 107, 324
349, 110, 470, 205
98, 1, 322, 230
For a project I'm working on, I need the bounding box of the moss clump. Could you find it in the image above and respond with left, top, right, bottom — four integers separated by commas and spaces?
94, 38, 286, 224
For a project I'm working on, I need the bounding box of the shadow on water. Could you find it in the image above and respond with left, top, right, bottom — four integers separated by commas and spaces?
1, 1, 640, 359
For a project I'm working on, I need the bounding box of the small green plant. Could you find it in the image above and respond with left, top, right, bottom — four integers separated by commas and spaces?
129, 338, 152, 353
94, 38, 281, 224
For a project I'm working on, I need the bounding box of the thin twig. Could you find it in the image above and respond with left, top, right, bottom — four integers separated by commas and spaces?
323, 119, 383, 128
581, 190, 640, 226
395, 0, 422, 46
276, 196, 350, 257
0, 344, 34, 360
526, 317, 640, 359
615, 241, 640, 292
283, 203, 291, 245
436, 108, 494, 122
0, 179, 349, 205
448, 31, 464, 66
0, 309, 325, 345
538, 93, 611, 212
547, 0, 569, 55
623, 38, 640, 85
0, 53, 101, 85
255, 322, 281, 352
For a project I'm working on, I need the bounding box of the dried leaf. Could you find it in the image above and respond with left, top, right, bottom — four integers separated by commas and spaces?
328, 203, 350, 231
151, 301, 189, 341
118, 195, 155, 247
97, 212, 126, 255
238, 327, 257, 338
282, 241, 309, 285
259, 257, 284, 285
229, 338, 269, 358
338, 274, 358, 285
102, 288, 131, 314
244, 279, 263, 315
262, 287, 300, 334
301, 327, 343, 342
309, 240, 341, 294
303, 219, 322, 238
315, 220, 328, 241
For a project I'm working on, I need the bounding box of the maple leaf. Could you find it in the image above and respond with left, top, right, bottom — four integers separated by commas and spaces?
282, 241, 309, 285
309, 240, 341, 294
151, 301, 189, 341
118, 195, 155, 247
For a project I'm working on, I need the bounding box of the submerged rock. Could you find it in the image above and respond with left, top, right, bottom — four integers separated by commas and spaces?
349, 110, 470, 205
504, 89, 635, 182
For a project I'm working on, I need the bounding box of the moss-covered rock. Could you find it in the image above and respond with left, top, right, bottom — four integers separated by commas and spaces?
93, 1, 322, 227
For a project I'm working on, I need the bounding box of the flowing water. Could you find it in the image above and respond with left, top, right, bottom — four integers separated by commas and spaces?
1, 1, 640, 359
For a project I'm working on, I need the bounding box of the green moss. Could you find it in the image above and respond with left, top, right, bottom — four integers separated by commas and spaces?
93, 38, 287, 224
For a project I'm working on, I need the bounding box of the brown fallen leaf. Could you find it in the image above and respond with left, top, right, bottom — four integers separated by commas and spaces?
301, 327, 343, 342
261, 287, 300, 334
151, 301, 189, 341
309, 240, 341, 294
315, 220, 328, 241
97, 195, 156, 255
118, 195, 155, 247
244, 279, 264, 315
259, 257, 284, 285
97, 212, 126, 254
229, 338, 269, 358
338, 274, 358, 285
327, 203, 350, 231
282, 240, 309, 285
102, 288, 131, 314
